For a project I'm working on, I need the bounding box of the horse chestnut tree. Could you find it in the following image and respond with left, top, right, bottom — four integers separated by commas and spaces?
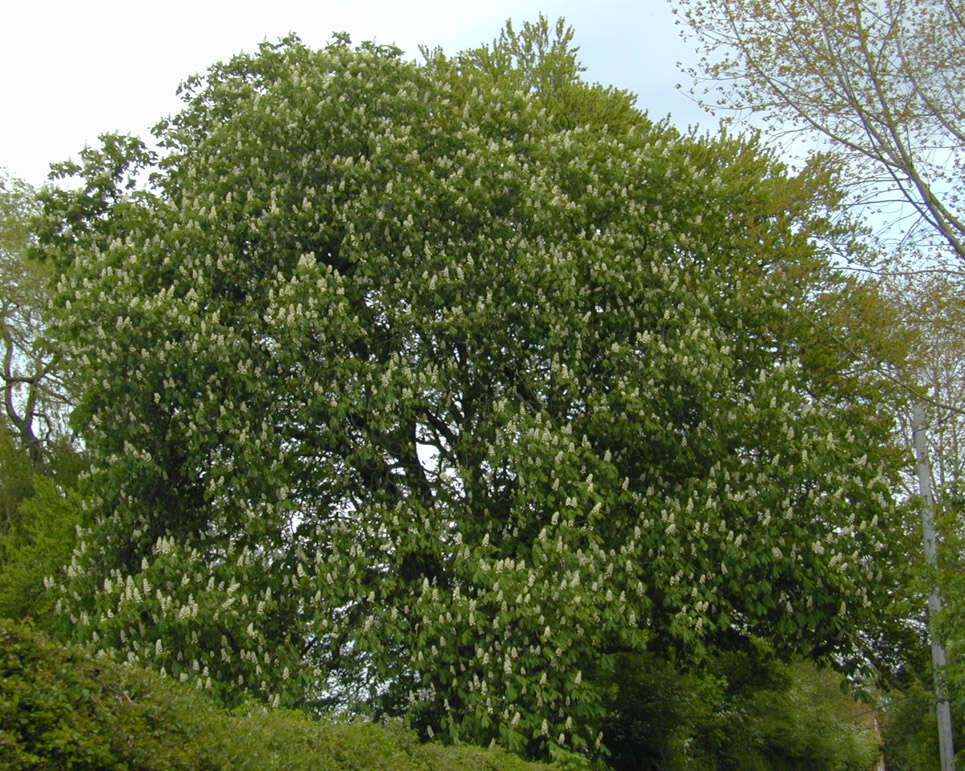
42, 20, 905, 760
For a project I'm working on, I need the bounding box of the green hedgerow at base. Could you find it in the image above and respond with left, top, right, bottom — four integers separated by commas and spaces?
0, 619, 554, 770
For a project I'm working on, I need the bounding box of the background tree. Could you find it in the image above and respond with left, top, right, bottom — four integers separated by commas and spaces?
604, 646, 880, 770
890, 273, 965, 759
672, 0, 965, 271
892, 275, 965, 500
673, 1, 964, 764
39, 24, 910, 762
0, 171, 85, 629
0, 172, 75, 471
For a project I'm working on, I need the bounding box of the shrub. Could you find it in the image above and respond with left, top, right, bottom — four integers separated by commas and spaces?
0, 477, 82, 627
0, 619, 553, 769
601, 648, 879, 770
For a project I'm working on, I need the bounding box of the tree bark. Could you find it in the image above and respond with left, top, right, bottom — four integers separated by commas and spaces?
912, 401, 956, 771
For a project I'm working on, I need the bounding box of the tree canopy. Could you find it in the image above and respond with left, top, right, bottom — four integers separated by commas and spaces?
0, 171, 82, 546
0, 172, 73, 470
672, 0, 965, 271
39, 22, 908, 761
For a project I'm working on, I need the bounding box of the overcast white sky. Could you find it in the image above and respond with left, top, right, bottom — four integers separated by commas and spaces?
1, 0, 711, 187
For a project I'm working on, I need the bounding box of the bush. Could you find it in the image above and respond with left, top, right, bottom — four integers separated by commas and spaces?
0, 619, 553, 769
0, 477, 82, 627
880, 678, 965, 770
602, 648, 880, 770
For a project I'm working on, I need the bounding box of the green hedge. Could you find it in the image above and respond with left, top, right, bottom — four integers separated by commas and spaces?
0, 619, 553, 770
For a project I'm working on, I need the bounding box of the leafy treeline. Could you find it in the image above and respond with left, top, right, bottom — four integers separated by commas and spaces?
0, 15, 944, 768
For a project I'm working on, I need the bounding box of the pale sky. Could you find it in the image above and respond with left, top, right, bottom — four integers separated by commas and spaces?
1, 0, 710, 187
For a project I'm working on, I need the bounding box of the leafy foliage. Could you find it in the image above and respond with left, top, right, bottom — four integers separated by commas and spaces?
0, 476, 83, 626
0, 171, 75, 472
672, 0, 965, 270
602, 647, 879, 770
39, 23, 908, 760
0, 619, 553, 770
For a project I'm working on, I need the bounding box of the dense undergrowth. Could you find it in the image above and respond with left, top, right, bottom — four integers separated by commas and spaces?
0, 619, 553, 770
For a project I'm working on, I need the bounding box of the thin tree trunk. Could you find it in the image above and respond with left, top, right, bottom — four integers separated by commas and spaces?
912, 401, 956, 771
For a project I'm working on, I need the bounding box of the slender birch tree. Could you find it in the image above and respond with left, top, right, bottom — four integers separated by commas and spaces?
673, 0, 965, 271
